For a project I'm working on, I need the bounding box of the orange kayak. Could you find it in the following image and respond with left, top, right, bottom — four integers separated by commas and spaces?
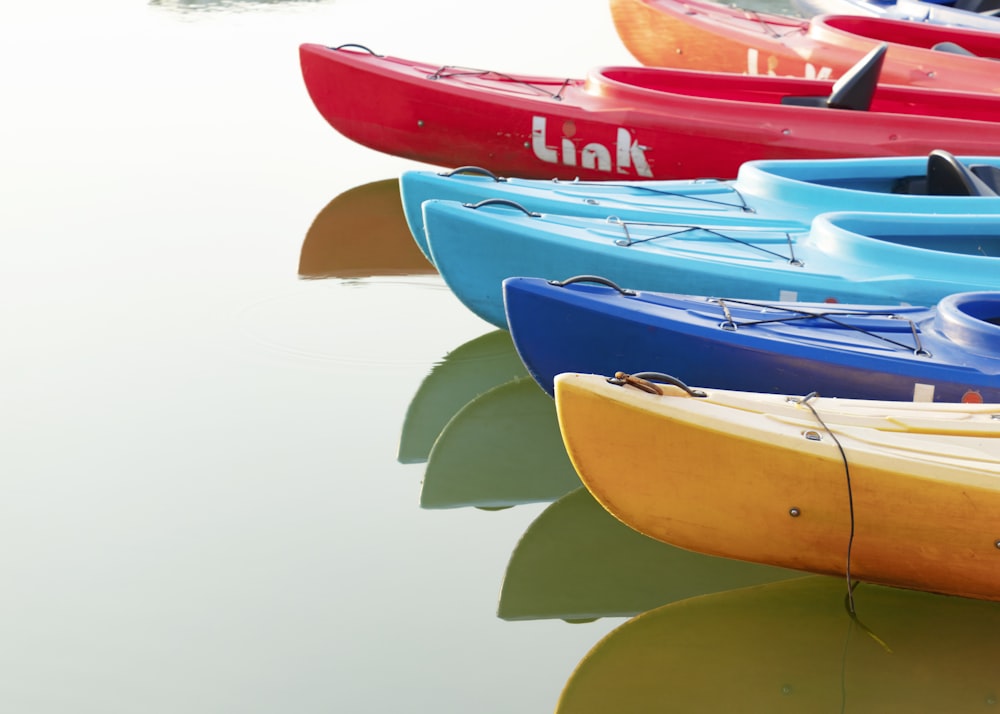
611, 0, 1000, 92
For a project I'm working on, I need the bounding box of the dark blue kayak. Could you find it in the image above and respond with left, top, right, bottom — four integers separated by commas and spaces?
503, 275, 1000, 402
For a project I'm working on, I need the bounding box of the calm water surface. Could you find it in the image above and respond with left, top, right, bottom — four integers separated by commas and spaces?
4, 1, 999, 712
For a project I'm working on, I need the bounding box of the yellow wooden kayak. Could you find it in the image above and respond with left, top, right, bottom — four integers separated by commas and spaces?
554, 372, 1000, 601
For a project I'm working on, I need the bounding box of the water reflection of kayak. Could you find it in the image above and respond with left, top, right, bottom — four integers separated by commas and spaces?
151, 0, 328, 11
558, 575, 1000, 713
298, 178, 434, 279
498, 487, 799, 623
398, 330, 526, 464
422, 377, 579, 510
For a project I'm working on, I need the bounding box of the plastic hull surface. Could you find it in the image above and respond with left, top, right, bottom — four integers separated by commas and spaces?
555, 372, 1000, 601
300, 43, 1000, 180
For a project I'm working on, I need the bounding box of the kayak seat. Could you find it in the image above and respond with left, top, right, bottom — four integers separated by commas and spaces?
892, 151, 1000, 195
780, 43, 886, 111
891, 175, 927, 194
931, 41, 977, 56
926, 149, 999, 196
970, 164, 1000, 193
954, 0, 1000, 12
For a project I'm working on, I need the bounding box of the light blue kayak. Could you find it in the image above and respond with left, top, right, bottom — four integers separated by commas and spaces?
401, 150, 1000, 263
792, 0, 1000, 31
421, 200, 1000, 329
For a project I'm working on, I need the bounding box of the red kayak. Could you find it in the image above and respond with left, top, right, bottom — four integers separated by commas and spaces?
611, 0, 1000, 92
299, 42, 1000, 181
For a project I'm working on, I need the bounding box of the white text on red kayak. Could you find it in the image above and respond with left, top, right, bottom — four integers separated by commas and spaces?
531, 117, 653, 178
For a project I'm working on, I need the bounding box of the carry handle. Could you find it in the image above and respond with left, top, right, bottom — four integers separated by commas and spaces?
441, 166, 503, 182
608, 371, 707, 398
548, 275, 636, 296
332, 43, 380, 55
463, 198, 539, 216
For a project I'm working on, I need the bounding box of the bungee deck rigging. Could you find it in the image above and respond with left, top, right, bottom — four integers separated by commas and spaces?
712, 297, 930, 355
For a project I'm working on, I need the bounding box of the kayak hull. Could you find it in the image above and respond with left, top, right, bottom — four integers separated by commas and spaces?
300, 43, 1000, 180
503, 276, 1000, 402
554, 372, 1000, 601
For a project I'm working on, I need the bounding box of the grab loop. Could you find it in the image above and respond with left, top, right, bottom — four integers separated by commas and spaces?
441, 166, 504, 182
463, 198, 540, 216
608, 371, 707, 397
332, 43, 381, 55
549, 275, 637, 296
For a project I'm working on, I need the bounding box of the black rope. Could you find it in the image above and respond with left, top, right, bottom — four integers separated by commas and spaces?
546, 180, 754, 212
743, 9, 809, 38
614, 222, 802, 264
553, 78, 571, 101
628, 185, 753, 212
714, 298, 930, 356
426, 66, 570, 101
795, 392, 858, 614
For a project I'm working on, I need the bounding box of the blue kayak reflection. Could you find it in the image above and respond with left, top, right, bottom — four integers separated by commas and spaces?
404, 330, 801, 621
421, 377, 581, 509
558, 575, 1000, 713
402, 329, 578, 507
398, 330, 528, 466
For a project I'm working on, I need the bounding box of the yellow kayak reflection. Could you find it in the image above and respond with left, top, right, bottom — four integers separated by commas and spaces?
558, 576, 1000, 713
398, 330, 527, 465
421, 377, 581, 509
499, 487, 799, 622
299, 178, 435, 279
